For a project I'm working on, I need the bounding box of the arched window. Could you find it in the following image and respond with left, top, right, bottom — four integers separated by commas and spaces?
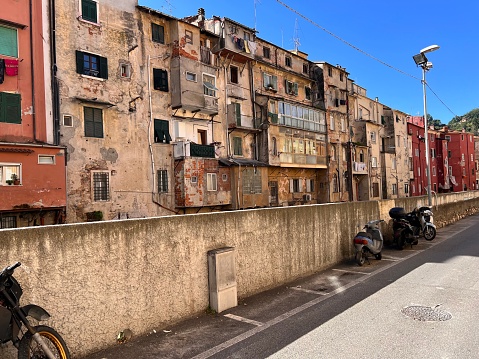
359, 149, 364, 162
331, 145, 336, 161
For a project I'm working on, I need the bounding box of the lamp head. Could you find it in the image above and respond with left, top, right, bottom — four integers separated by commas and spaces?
420, 44, 440, 54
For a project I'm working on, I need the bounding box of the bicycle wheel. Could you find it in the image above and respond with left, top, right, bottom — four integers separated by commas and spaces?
18, 325, 70, 359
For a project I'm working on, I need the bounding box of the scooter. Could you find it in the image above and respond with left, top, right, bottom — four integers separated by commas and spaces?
0, 262, 70, 359
353, 219, 384, 266
406, 206, 436, 241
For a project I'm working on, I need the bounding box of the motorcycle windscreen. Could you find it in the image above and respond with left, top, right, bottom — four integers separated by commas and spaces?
0, 306, 12, 342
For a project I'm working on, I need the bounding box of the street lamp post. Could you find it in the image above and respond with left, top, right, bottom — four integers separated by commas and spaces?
413, 45, 440, 207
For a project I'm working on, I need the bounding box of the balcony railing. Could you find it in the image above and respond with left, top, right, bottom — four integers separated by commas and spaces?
173, 141, 216, 159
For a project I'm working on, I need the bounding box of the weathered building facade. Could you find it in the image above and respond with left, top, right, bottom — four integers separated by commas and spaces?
0, 0, 66, 228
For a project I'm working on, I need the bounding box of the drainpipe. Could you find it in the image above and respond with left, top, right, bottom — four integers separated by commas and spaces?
49, 0, 60, 145
29, 0, 37, 142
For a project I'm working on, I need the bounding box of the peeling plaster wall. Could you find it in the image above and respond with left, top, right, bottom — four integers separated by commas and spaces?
56, 1, 176, 222
0, 192, 479, 358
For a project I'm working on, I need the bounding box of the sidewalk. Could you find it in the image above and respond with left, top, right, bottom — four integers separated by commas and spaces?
80, 234, 436, 359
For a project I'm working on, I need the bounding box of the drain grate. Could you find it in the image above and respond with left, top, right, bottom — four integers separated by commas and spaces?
401, 305, 452, 322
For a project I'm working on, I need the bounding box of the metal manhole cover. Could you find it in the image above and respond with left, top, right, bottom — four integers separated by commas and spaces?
401, 306, 452, 321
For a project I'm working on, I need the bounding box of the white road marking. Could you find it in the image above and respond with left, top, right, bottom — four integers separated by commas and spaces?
290, 286, 328, 295
332, 268, 370, 275
224, 314, 263, 327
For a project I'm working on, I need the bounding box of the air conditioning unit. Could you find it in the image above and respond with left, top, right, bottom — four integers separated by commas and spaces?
303, 194, 312, 201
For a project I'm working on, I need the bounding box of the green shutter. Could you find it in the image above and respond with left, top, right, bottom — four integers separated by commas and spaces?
293, 82, 298, 96
99, 56, 108, 79
154, 119, 171, 143
153, 69, 168, 91
82, 0, 98, 23
160, 70, 168, 91
0, 92, 21, 124
84, 107, 103, 138
0, 26, 18, 58
235, 103, 241, 126
272, 76, 278, 90
151, 23, 164, 44
75, 51, 84, 74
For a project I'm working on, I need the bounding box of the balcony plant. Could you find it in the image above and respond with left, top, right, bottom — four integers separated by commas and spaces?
11, 174, 20, 185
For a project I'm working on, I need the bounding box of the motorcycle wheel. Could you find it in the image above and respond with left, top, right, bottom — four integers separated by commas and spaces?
375, 252, 382, 260
423, 226, 436, 241
355, 250, 365, 266
18, 325, 70, 359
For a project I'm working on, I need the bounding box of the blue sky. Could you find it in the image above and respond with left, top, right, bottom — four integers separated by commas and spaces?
140, 0, 479, 124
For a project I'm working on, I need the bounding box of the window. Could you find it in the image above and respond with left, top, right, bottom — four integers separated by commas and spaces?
359, 150, 364, 162
263, 47, 270, 59
392, 157, 396, 170
372, 182, 379, 197
431, 148, 436, 158
38, 155, 55, 164
0, 163, 20, 185
371, 156, 377, 168
186, 72, 197, 82
285, 80, 298, 96
340, 72, 344, 81
0, 216, 16, 229
405, 184, 409, 195
63, 115, 73, 127
332, 174, 339, 192
370, 131, 376, 143
0, 25, 18, 57
185, 30, 193, 44
151, 23, 165, 44
331, 145, 336, 161
233, 103, 241, 126
392, 184, 397, 195
471, 154, 474, 162
157, 170, 168, 193
290, 178, 301, 193
340, 117, 346, 132
330, 114, 335, 131
233, 136, 243, 156
203, 74, 217, 97
272, 137, 278, 156
154, 119, 171, 144
191, 176, 198, 183
230, 66, 238, 84
92, 171, 109, 201
0, 92, 21, 124
76, 51, 108, 79
207, 173, 217, 191
243, 31, 251, 41
222, 174, 228, 181
153, 68, 168, 91
418, 167, 421, 177
81, 0, 98, 23
120, 63, 131, 78
303, 63, 308, 74
328, 67, 332, 77
432, 166, 436, 176
306, 179, 314, 192
263, 73, 278, 90
243, 168, 262, 194
285, 56, 292, 67
84, 107, 103, 138
305, 87, 311, 100
278, 101, 326, 132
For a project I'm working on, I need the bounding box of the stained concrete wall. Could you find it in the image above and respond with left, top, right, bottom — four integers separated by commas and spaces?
1, 191, 479, 358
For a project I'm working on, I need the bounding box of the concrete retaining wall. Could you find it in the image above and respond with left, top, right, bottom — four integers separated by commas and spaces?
1, 192, 479, 358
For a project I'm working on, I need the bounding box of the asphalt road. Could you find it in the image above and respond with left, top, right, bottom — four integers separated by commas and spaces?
81, 214, 479, 359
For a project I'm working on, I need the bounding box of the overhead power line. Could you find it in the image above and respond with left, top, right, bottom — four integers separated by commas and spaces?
274, 0, 458, 118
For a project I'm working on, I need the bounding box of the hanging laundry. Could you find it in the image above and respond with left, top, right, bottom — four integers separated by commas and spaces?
247, 40, 257, 55
0, 59, 5, 84
5, 59, 18, 76
244, 41, 250, 53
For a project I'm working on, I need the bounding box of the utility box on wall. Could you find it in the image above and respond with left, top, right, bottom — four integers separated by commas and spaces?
207, 247, 237, 313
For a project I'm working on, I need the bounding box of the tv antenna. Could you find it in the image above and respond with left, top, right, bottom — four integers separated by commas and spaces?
254, 0, 261, 31
293, 18, 301, 51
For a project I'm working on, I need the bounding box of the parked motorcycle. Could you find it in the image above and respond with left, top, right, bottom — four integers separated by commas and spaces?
0, 262, 70, 359
406, 206, 437, 241
353, 219, 384, 266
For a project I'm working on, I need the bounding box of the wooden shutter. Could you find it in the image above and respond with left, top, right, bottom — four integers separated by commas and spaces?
99, 56, 108, 79
151, 23, 164, 44
0, 92, 21, 124
0, 26, 18, 58
272, 75, 278, 90
82, 0, 97, 23
84, 107, 103, 138
234, 103, 241, 126
75, 51, 84, 75
293, 82, 298, 96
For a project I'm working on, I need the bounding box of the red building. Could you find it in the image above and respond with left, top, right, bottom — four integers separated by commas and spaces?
439, 127, 476, 191
0, 0, 66, 228
408, 117, 427, 197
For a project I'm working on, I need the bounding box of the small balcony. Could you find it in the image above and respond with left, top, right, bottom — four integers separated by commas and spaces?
174, 141, 216, 159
